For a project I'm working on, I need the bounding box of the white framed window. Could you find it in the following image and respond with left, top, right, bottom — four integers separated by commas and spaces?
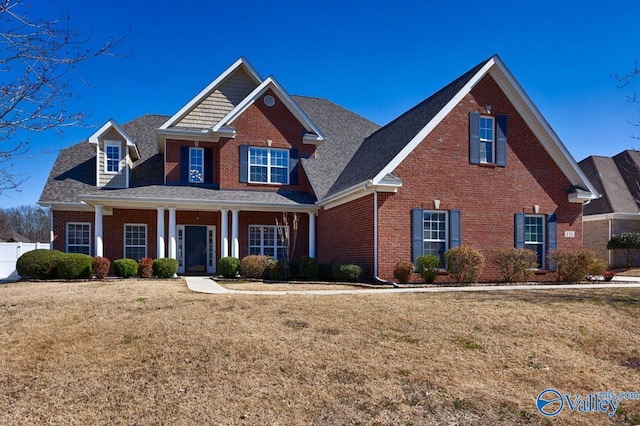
479, 116, 494, 164
248, 147, 289, 184
105, 141, 121, 174
67, 223, 91, 255
124, 224, 147, 261
249, 225, 288, 260
423, 211, 448, 263
189, 147, 204, 183
525, 215, 545, 268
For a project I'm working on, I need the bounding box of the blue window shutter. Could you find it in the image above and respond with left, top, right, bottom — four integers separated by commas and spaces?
411, 208, 424, 265
496, 115, 507, 167
469, 112, 480, 164
239, 145, 248, 183
289, 148, 299, 185
204, 147, 213, 184
515, 213, 525, 248
449, 210, 461, 248
180, 146, 189, 183
546, 213, 557, 271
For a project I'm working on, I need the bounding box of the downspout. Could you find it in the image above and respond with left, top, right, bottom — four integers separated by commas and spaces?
608, 217, 612, 265
372, 190, 398, 287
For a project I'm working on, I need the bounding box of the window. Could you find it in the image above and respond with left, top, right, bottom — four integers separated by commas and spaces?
248, 147, 289, 184
249, 225, 287, 260
105, 142, 121, 173
67, 223, 91, 255
124, 224, 147, 261
189, 147, 204, 183
479, 116, 494, 163
423, 211, 448, 262
525, 215, 544, 267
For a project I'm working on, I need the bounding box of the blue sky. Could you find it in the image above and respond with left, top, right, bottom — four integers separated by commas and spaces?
3, 0, 640, 208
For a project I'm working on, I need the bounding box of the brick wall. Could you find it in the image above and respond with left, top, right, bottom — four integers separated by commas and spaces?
52, 210, 94, 252
373, 74, 583, 282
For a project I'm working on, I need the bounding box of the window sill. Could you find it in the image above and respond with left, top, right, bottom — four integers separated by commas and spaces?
477, 162, 497, 168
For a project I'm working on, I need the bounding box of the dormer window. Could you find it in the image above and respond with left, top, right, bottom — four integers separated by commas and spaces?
105, 141, 121, 174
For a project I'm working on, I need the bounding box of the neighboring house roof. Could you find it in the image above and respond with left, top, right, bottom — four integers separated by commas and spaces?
579, 150, 640, 216
2, 231, 31, 243
322, 54, 599, 203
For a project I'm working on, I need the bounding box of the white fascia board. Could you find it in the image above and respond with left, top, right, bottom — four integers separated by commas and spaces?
212, 76, 326, 141
583, 212, 640, 222
488, 55, 600, 199
159, 57, 263, 130
318, 179, 400, 210
88, 119, 140, 160
370, 59, 496, 184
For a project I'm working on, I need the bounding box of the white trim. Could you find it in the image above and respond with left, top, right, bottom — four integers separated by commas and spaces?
231, 210, 239, 258
248, 147, 289, 185
123, 223, 148, 260
524, 214, 546, 269
95, 205, 103, 257
479, 115, 495, 164
188, 147, 205, 183
159, 57, 263, 130
220, 209, 229, 258
168, 208, 177, 260
211, 76, 326, 141
248, 224, 288, 260
95, 143, 100, 187
207, 225, 217, 274
88, 119, 140, 160
66, 222, 91, 255
582, 212, 640, 222
104, 140, 122, 175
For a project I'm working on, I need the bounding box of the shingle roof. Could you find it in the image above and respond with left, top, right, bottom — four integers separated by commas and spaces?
579, 150, 640, 215
324, 58, 490, 197
294, 96, 381, 199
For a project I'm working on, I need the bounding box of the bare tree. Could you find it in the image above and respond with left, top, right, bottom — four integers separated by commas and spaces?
614, 61, 640, 137
0, 209, 12, 239
0, 0, 126, 192
1, 204, 49, 241
276, 212, 299, 277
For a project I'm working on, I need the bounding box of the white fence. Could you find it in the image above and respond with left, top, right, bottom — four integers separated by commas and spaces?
0, 242, 51, 280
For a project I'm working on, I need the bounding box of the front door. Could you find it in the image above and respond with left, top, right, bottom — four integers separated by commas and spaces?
185, 226, 207, 274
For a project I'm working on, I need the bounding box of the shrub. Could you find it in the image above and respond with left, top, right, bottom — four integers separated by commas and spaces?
588, 258, 608, 276
603, 271, 616, 281
138, 257, 154, 278
268, 260, 286, 280
444, 246, 484, 284
332, 263, 363, 282
57, 253, 93, 279
492, 248, 538, 283
113, 259, 139, 278
607, 232, 640, 268
393, 261, 415, 283
16, 249, 64, 279
548, 249, 597, 282
300, 256, 319, 280
240, 255, 271, 278
319, 263, 333, 281
92, 256, 111, 279
218, 256, 240, 278
416, 254, 441, 283
153, 258, 178, 278
287, 258, 300, 279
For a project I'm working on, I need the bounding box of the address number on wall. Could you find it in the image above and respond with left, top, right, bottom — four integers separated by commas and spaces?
564, 231, 575, 238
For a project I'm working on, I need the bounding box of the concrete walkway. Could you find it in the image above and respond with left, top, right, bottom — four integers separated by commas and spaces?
184, 276, 640, 296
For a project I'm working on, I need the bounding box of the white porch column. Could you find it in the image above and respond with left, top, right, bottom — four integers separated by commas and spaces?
220, 209, 229, 258
168, 208, 177, 259
231, 209, 239, 258
94, 205, 103, 257
308, 212, 316, 258
157, 207, 165, 258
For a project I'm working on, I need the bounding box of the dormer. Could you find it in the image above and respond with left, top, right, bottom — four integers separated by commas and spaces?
88, 119, 140, 188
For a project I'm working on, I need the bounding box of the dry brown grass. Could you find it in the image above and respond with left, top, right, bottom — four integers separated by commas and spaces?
0, 279, 638, 425
220, 281, 368, 291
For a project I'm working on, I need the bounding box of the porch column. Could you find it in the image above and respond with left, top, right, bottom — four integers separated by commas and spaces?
308, 212, 316, 258
94, 205, 103, 257
231, 209, 239, 258
157, 207, 165, 258
168, 208, 177, 259
220, 209, 229, 258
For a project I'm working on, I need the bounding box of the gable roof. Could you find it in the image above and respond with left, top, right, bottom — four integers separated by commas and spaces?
323, 54, 599, 203
579, 150, 640, 216
88, 119, 140, 160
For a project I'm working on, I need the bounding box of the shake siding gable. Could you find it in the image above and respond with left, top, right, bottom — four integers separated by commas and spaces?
375, 74, 582, 282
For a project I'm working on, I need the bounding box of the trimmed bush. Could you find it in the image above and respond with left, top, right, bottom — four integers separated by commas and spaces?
300, 256, 319, 280
416, 254, 441, 283
607, 232, 640, 268
153, 258, 178, 278
57, 253, 93, 279
444, 246, 484, 284
548, 249, 597, 282
603, 271, 616, 281
92, 256, 111, 279
16, 249, 64, 279
393, 261, 414, 283
268, 260, 286, 280
492, 248, 538, 283
332, 263, 363, 282
113, 258, 139, 278
240, 255, 271, 278
287, 258, 300, 279
218, 256, 240, 278
138, 257, 154, 278
588, 258, 608, 276
319, 263, 333, 281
